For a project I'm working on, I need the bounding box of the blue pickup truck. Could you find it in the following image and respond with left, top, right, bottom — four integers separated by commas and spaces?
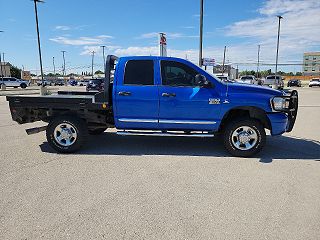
7, 55, 298, 157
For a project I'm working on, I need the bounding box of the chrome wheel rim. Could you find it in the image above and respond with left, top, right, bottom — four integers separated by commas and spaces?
54, 123, 77, 147
231, 126, 258, 151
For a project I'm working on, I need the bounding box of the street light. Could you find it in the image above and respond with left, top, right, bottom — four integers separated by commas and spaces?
198, 0, 204, 67
0, 30, 4, 88
101, 45, 106, 72
61, 50, 66, 76
32, 0, 46, 94
91, 51, 95, 77
257, 45, 260, 78
275, 15, 283, 77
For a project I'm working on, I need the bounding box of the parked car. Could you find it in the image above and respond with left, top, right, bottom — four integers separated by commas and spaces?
86, 79, 104, 91
0, 77, 30, 88
54, 79, 65, 86
37, 79, 52, 86
264, 75, 284, 90
6, 55, 299, 157
68, 80, 78, 86
239, 75, 257, 85
309, 78, 320, 87
287, 79, 301, 87
78, 80, 89, 86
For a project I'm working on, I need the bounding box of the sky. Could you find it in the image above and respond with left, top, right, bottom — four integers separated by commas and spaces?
0, 0, 319, 75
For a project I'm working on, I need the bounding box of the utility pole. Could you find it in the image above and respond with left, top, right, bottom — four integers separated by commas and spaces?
0, 30, 3, 86
52, 56, 56, 79
198, 0, 204, 67
257, 44, 260, 78
0, 52, 3, 86
91, 51, 95, 77
61, 51, 66, 76
222, 46, 226, 75
275, 16, 283, 76
100, 45, 106, 72
33, 0, 45, 94
1, 53, 5, 77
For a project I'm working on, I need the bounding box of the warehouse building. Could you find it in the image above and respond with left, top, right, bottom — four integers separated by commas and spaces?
0, 62, 11, 77
303, 52, 320, 76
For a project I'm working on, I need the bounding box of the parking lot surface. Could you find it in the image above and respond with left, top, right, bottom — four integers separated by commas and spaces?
0, 87, 319, 239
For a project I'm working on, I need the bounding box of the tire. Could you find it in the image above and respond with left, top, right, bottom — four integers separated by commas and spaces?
46, 115, 88, 153
88, 128, 107, 135
223, 118, 266, 157
20, 83, 27, 89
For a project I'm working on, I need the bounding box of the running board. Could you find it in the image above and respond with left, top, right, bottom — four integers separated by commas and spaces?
117, 130, 214, 138
26, 125, 47, 135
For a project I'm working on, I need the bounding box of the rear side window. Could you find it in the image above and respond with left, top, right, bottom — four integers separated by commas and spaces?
124, 60, 154, 85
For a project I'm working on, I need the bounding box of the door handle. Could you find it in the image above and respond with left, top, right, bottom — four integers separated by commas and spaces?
162, 93, 176, 97
118, 91, 131, 96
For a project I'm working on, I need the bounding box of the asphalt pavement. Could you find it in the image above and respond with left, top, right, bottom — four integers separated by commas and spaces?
0, 86, 319, 240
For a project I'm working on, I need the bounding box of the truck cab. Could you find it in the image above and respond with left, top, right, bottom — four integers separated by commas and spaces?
6, 55, 298, 157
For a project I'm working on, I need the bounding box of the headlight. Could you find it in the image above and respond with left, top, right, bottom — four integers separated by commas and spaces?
271, 97, 289, 111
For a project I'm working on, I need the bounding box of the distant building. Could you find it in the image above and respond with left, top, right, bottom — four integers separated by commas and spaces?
303, 52, 320, 76
0, 62, 11, 77
212, 64, 238, 79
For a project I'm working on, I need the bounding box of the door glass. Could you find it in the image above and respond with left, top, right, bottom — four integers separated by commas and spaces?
161, 60, 198, 87
124, 60, 154, 85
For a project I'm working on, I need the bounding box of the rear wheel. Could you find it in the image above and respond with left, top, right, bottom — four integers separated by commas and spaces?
46, 115, 88, 153
20, 83, 27, 89
223, 118, 266, 157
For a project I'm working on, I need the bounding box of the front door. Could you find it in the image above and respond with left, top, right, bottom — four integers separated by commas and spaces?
158, 60, 220, 130
114, 59, 159, 129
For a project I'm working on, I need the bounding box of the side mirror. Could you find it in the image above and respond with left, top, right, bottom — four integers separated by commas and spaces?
195, 74, 213, 88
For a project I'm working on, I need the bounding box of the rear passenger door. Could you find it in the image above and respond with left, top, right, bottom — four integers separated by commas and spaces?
114, 59, 159, 129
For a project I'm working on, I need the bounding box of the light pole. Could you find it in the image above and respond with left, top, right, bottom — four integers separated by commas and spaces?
101, 45, 106, 72
61, 50, 66, 76
0, 30, 4, 88
275, 15, 283, 77
199, 0, 204, 67
222, 46, 226, 75
91, 51, 95, 77
32, 0, 46, 94
52, 56, 56, 80
257, 45, 260, 78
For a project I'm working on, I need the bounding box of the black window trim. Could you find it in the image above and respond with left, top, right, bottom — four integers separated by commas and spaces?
123, 59, 155, 86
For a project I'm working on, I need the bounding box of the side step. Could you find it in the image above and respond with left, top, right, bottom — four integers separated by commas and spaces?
26, 125, 47, 135
117, 130, 214, 138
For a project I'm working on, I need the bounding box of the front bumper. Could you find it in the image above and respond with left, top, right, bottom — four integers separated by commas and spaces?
268, 90, 298, 135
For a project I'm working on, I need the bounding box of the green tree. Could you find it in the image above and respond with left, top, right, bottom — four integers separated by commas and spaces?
295, 72, 302, 76
10, 65, 22, 79
94, 70, 104, 75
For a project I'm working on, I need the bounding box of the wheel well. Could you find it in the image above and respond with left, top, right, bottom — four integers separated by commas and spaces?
219, 107, 271, 132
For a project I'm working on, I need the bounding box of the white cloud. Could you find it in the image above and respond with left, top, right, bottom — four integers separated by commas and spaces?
50, 35, 113, 46
55, 25, 71, 31
138, 32, 198, 40
224, 0, 320, 64
80, 45, 121, 56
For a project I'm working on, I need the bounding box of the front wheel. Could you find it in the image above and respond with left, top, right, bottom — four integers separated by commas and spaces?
20, 83, 27, 89
223, 118, 266, 157
46, 115, 88, 153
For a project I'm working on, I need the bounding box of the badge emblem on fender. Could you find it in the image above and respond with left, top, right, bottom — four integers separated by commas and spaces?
209, 98, 220, 104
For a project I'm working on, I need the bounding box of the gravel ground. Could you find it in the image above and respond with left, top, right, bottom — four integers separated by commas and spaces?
0, 86, 319, 240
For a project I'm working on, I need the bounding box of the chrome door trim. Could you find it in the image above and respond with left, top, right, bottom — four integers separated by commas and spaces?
159, 119, 216, 125
118, 118, 158, 123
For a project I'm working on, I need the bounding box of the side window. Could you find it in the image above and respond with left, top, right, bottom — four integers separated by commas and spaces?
124, 60, 154, 85
161, 60, 199, 87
